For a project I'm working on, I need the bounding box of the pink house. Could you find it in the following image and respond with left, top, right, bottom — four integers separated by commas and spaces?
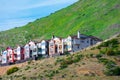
7, 47, 17, 63
49, 36, 64, 57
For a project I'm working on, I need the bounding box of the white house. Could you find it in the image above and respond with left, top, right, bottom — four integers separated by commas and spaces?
37, 40, 49, 56
2, 51, 8, 64
24, 44, 30, 59
15, 46, 25, 61
63, 31, 102, 52
29, 41, 38, 59
16, 46, 21, 60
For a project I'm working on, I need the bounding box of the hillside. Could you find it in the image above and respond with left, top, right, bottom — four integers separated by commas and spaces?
0, 0, 120, 49
1, 34, 120, 80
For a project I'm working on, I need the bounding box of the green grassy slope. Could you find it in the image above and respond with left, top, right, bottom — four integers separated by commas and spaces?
0, 0, 120, 48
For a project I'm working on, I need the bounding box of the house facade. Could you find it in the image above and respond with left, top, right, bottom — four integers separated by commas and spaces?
49, 39, 56, 57
29, 41, 38, 58
37, 40, 49, 56
49, 36, 64, 57
63, 31, 102, 52
14, 46, 24, 61
7, 48, 17, 63
2, 51, 8, 64
24, 44, 30, 59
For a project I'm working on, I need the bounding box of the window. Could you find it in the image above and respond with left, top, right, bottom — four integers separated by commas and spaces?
78, 45, 79, 49
87, 40, 89, 43
81, 41, 84, 43
38, 48, 42, 52
42, 49, 45, 52
41, 42, 45, 45
68, 45, 71, 48
33, 48, 37, 52
59, 45, 62, 49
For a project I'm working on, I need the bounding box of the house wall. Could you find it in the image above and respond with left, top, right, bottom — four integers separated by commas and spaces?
29, 41, 38, 57
37, 40, 48, 56
54, 38, 64, 54
21, 48, 24, 60
72, 38, 81, 52
2, 51, 8, 64
41, 40, 47, 55
13, 49, 17, 61
7, 49, 14, 63
17, 46, 21, 60
49, 40, 55, 56
32, 45, 38, 57
37, 43, 42, 55
64, 36, 72, 52
24, 44, 30, 59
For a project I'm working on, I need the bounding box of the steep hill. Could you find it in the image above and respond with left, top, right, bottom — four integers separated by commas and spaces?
0, 0, 120, 48
1, 34, 120, 80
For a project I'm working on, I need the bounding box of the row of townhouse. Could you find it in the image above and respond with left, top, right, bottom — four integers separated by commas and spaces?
0, 31, 102, 65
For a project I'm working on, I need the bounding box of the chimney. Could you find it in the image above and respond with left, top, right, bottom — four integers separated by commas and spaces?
77, 31, 81, 38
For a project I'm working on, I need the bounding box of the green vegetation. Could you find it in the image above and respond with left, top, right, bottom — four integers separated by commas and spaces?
0, 0, 120, 49
98, 38, 120, 56
98, 58, 120, 76
56, 54, 83, 69
6, 67, 19, 75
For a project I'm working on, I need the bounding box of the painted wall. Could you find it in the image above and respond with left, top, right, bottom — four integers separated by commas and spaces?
24, 44, 30, 59
17, 46, 21, 60
49, 40, 55, 56
2, 51, 8, 64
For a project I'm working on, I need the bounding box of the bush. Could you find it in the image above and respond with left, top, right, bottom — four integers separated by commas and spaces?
90, 53, 94, 58
25, 66, 30, 70
59, 54, 83, 69
104, 66, 120, 76
96, 54, 103, 59
64, 51, 70, 55
105, 48, 115, 56
99, 39, 119, 48
56, 54, 83, 69
7, 66, 19, 75
98, 58, 120, 76
98, 58, 116, 65
45, 70, 59, 78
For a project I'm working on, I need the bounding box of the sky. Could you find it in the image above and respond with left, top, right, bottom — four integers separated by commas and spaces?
0, 0, 78, 31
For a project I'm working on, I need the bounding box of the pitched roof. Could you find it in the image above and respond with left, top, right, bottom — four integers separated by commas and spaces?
88, 36, 102, 41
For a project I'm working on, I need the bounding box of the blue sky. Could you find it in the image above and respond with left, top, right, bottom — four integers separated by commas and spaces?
0, 0, 78, 31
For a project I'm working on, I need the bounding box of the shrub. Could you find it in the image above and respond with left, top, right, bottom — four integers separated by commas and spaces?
22, 76, 26, 80
59, 63, 68, 69
90, 53, 94, 58
27, 60, 32, 64
98, 58, 120, 76
25, 66, 30, 70
96, 54, 103, 59
104, 66, 120, 76
7, 66, 19, 75
105, 48, 115, 56
99, 39, 119, 48
45, 70, 59, 78
98, 58, 116, 65
56, 54, 83, 69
